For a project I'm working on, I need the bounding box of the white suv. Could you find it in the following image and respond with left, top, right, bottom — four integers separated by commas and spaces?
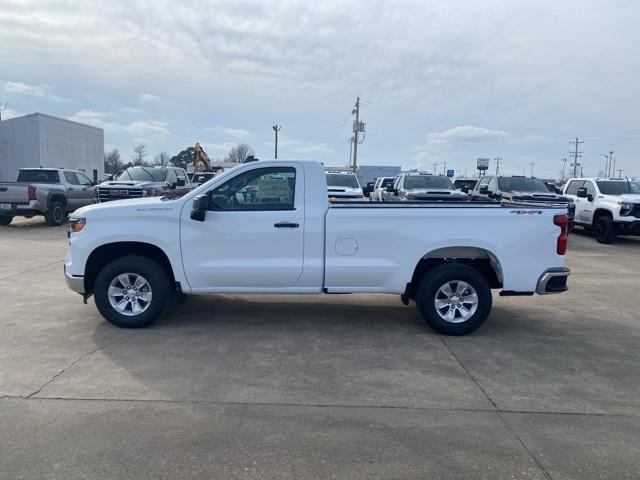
563, 178, 640, 243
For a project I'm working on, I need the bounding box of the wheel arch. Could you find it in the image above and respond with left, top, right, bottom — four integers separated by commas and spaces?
592, 208, 613, 224
408, 246, 503, 300
84, 241, 175, 294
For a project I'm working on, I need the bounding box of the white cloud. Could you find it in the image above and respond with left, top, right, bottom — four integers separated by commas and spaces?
138, 93, 165, 103
68, 110, 170, 143
4, 81, 64, 102
205, 126, 251, 138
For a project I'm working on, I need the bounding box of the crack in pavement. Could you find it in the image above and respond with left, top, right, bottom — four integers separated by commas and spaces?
24, 335, 124, 399
439, 335, 554, 480
2, 395, 636, 419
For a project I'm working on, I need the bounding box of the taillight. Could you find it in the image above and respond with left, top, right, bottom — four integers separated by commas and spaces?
554, 214, 568, 255
28, 185, 37, 201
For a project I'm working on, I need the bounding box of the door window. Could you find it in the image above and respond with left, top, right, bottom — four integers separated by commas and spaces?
211, 167, 296, 211
76, 172, 94, 186
584, 181, 596, 196
63, 172, 79, 185
166, 169, 178, 185
565, 180, 584, 195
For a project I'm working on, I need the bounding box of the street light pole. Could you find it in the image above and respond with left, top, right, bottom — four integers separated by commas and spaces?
272, 125, 281, 159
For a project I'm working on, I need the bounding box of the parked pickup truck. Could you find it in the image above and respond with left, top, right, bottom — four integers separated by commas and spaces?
64, 160, 570, 335
0, 168, 97, 226
382, 173, 469, 202
98, 166, 191, 202
563, 177, 640, 243
472, 175, 575, 229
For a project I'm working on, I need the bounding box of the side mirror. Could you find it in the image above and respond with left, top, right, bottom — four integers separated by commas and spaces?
576, 187, 587, 198
190, 194, 210, 222
177, 178, 186, 187
461, 185, 469, 193
479, 185, 489, 195
386, 185, 396, 194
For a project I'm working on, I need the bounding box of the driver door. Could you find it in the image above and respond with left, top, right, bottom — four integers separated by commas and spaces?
180, 164, 304, 290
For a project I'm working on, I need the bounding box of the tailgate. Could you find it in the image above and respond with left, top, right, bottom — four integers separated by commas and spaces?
0, 184, 30, 204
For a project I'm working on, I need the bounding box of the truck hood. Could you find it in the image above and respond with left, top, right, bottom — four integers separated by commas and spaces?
99, 180, 164, 188
504, 191, 573, 203
406, 189, 468, 198
72, 196, 180, 218
618, 194, 640, 203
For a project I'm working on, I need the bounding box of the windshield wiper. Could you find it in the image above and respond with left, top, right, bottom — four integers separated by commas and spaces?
139, 166, 157, 181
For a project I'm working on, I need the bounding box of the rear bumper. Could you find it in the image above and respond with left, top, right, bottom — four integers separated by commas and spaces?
536, 267, 570, 295
64, 266, 85, 294
0, 200, 43, 216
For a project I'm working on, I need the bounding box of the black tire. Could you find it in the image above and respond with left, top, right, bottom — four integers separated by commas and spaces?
0, 216, 13, 226
44, 200, 67, 226
416, 263, 492, 336
594, 216, 616, 244
94, 255, 172, 328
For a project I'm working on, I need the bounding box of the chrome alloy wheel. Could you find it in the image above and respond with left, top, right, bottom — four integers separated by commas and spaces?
108, 273, 152, 316
434, 280, 479, 323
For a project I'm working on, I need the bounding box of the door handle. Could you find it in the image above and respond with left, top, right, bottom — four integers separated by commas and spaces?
274, 222, 299, 228
68, 188, 74, 191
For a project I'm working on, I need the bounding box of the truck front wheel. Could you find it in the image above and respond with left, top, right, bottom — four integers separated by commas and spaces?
94, 256, 172, 328
416, 264, 492, 335
594, 216, 616, 244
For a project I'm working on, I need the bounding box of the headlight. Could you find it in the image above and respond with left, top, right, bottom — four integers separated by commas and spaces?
619, 202, 633, 215
68, 217, 86, 234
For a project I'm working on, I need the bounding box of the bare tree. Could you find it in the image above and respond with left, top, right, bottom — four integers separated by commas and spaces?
104, 149, 123, 174
225, 144, 254, 163
132, 144, 148, 166
154, 151, 170, 166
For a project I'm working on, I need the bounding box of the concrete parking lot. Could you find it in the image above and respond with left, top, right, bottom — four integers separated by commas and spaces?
1, 217, 639, 479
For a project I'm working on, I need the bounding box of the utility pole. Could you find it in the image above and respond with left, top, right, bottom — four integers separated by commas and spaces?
494, 157, 502, 175
0, 102, 7, 121
604, 150, 614, 177
617, 169, 623, 178
561, 158, 567, 182
433, 163, 438, 175
350, 97, 365, 173
569, 137, 584, 177
272, 124, 281, 159
611, 155, 616, 178
442, 162, 447, 176
529, 162, 535, 178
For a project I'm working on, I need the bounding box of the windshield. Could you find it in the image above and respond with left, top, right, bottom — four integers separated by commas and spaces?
404, 175, 454, 190
498, 177, 550, 193
596, 181, 640, 195
117, 167, 168, 182
16, 170, 59, 183
326, 173, 360, 188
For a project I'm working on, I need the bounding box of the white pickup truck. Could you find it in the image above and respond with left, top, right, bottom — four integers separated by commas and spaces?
65, 160, 570, 335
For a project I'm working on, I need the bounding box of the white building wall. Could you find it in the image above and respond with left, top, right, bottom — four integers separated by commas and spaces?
0, 113, 104, 181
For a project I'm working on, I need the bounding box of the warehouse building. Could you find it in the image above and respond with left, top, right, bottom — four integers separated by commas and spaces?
0, 112, 104, 182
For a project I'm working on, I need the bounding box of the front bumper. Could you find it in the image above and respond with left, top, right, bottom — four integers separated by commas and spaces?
614, 219, 640, 235
64, 266, 85, 294
536, 267, 570, 295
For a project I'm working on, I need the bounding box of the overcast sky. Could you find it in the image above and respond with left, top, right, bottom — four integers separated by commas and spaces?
1, 0, 639, 178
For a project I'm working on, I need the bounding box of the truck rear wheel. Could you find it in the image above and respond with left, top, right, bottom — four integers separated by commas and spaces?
416, 264, 492, 335
0, 216, 13, 226
94, 256, 172, 328
44, 201, 67, 226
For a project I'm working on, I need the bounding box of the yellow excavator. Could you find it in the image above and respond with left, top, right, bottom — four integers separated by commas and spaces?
193, 143, 212, 172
